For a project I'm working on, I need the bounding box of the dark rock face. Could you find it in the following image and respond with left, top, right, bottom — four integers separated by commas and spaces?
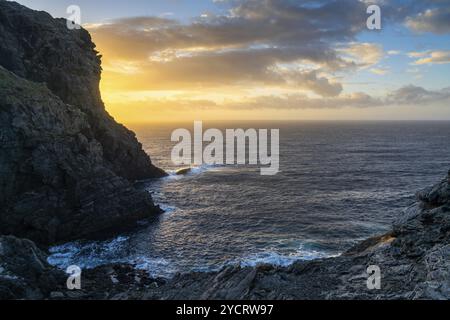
0, 1, 448, 301
0, 0, 165, 181
0, 1, 165, 244
0, 235, 65, 300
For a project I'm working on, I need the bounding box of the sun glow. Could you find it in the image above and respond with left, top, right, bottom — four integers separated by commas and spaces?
85, 0, 450, 124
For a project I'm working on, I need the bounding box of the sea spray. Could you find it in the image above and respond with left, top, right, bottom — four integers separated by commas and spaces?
171, 121, 279, 175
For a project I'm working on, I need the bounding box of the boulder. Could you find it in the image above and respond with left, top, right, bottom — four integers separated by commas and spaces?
0, 235, 64, 300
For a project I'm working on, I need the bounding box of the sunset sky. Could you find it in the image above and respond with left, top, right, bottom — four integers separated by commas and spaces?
13, 0, 450, 122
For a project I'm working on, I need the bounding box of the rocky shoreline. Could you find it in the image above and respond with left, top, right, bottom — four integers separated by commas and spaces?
60, 169, 450, 300
1, 170, 448, 300
0, 1, 449, 300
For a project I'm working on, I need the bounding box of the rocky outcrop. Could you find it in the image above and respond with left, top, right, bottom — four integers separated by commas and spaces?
0, 1, 165, 181
0, 235, 65, 299
0, 1, 165, 244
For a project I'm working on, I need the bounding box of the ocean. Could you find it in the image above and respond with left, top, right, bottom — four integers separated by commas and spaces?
48, 121, 450, 278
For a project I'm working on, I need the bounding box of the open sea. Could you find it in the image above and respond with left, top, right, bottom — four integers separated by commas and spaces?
48, 121, 450, 278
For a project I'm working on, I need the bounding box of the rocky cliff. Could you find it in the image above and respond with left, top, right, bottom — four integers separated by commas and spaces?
0, 1, 448, 300
0, 235, 65, 299
0, 1, 166, 244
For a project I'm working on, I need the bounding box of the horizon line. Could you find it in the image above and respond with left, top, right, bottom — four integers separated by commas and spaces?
122, 119, 450, 125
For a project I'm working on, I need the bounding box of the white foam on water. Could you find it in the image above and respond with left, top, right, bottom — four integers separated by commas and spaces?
48, 236, 337, 280
47, 236, 130, 269
190, 164, 219, 174
132, 256, 177, 278
48, 236, 176, 278
159, 203, 177, 214
233, 246, 336, 268
165, 164, 226, 179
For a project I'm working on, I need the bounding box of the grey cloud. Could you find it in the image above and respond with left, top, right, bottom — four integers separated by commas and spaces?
128, 85, 450, 111
406, 7, 450, 33
90, 0, 368, 55
387, 85, 450, 105
204, 86, 450, 110
282, 70, 343, 97
105, 49, 344, 97
87, 0, 450, 100
232, 92, 382, 110
88, 0, 371, 96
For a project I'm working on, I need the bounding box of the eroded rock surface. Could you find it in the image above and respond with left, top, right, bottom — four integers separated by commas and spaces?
0, 235, 64, 299
0, 1, 165, 244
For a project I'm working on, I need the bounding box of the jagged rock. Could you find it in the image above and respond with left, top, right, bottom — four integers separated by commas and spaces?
416, 178, 449, 208
0, 1, 165, 180
0, 235, 64, 299
0, 65, 163, 244
0, 1, 166, 244
50, 291, 65, 299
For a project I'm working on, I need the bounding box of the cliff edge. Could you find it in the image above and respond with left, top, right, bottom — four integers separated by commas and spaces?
0, 1, 166, 244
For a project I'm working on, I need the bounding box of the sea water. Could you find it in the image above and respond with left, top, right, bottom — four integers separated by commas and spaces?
48, 121, 450, 278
